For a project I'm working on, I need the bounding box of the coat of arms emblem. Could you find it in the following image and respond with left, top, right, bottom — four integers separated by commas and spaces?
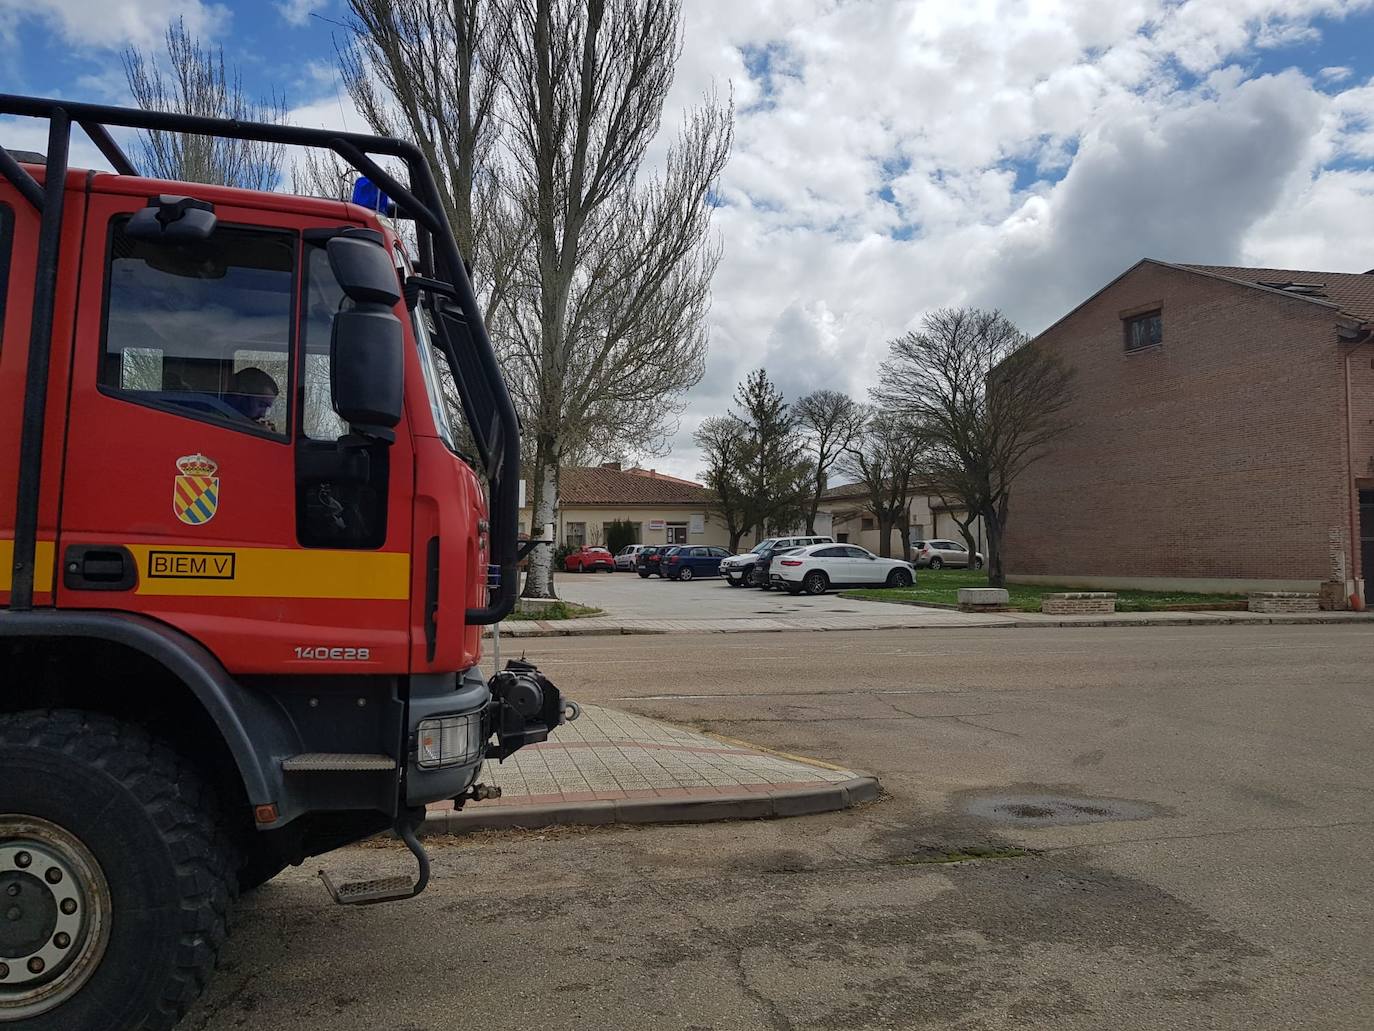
173, 454, 220, 525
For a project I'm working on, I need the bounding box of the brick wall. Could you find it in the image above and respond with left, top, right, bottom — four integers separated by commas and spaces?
1041, 593, 1116, 614
1248, 593, 1320, 613
1004, 263, 1352, 583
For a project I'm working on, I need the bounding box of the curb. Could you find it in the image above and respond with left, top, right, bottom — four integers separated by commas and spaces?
419, 775, 881, 835
490, 612, 1374, 637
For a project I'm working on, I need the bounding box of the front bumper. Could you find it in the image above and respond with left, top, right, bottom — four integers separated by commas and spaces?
405, 662, 575, 806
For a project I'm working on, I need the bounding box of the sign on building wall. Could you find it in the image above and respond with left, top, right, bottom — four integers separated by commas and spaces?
649, 519, 666, 530
689, 513, 705, 535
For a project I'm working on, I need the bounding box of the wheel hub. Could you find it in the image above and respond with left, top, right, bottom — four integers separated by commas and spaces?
0, 818, 111, 1020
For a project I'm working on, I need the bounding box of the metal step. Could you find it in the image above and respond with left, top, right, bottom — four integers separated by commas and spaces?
281, 753, 396, 772
319, 873, 415, 906
318, 820, 430, 907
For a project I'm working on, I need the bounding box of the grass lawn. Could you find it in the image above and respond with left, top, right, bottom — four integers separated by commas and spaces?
841, 568, 1247, 612
504, 601, 604, 621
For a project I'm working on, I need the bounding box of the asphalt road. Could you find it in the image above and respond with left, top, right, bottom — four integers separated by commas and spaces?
188, 625, 1374, 1031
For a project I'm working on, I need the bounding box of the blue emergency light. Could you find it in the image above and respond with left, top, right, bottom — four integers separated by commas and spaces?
351, 176, 396, 216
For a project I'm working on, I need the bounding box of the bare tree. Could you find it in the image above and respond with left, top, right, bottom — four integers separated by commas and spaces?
795, 389, 862, 534
122, 18, 287, 188
507, 0, 733, 598
840, 407, 925, 559
874, 308, 1076, 585
694, 416, 753, 553
339, 0, 520, 314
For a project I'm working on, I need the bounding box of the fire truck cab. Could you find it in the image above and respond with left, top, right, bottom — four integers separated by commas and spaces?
0, 97, 566, 1030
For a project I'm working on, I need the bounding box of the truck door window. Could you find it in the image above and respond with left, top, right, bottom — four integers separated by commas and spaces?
295, 239, 389, 550
100, 219, 294, 437
300, 243, 351, 442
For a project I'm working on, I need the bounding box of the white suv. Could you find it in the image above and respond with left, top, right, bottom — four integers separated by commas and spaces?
720, 535, 834, 587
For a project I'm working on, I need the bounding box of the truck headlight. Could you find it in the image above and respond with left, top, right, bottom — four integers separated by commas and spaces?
416, 713, 484, 769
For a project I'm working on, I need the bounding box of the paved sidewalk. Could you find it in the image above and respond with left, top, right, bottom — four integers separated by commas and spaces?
424, 704, 877, 833
493, 607, 1374, 637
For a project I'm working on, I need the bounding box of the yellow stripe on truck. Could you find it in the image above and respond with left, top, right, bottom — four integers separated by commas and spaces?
0, 539, 57, 593
124, 545, 410, 600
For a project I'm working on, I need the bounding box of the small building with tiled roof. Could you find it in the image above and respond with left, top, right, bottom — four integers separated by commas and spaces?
520, 462, 731, 549
1003, 258, 1374, 603
816, 482, 985, 558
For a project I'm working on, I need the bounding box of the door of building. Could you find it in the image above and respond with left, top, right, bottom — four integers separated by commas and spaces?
1361, 490, 1374, 604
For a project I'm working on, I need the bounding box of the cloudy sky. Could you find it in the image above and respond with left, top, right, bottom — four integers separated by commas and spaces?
4, 0, 1374, 478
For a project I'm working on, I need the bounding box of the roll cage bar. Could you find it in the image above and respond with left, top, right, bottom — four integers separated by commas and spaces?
0, 94, 520, 624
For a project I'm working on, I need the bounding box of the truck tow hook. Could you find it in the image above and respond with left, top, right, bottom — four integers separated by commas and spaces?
319, 815, 431, 906
563, 698, 582, 722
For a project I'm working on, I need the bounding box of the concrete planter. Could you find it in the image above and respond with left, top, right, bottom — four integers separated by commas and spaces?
957, 587, 1010, 612
515, 597, 562, 616
1041, 592, 1116, 615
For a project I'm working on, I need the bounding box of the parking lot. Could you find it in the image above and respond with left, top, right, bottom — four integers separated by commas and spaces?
553, 567, 925, 621
191, 623, 1374, 1030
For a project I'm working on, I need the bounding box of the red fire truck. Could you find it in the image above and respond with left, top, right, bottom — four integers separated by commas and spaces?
0, 96, 571, 1029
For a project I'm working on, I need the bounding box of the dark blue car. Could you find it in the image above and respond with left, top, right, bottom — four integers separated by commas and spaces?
661, 545, 733, 581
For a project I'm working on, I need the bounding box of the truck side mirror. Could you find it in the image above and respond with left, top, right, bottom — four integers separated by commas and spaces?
325, 235, 404, 442
327, 236, 402, 306
332, 308, 403, 442
125, 195, 217, 243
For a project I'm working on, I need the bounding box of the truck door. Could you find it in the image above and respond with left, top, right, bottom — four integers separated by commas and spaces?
55, 190, 414, 674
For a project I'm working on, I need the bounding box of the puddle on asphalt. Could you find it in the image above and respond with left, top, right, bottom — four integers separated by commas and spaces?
961, 792, 1157, 826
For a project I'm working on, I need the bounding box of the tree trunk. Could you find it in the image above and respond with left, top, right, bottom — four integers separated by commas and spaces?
877, 515, 894, 557
522, 440, 560, 599
898, 524, 913, 563
984, 505, 1006, 587
953, 514, 980, 573
729, 529, 744, 552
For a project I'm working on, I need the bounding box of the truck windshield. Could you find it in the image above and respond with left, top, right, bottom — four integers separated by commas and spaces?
410, 302, 463, 456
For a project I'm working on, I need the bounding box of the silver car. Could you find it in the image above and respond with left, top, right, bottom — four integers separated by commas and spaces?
614, 544, 652, 571
913, 538, 984, 570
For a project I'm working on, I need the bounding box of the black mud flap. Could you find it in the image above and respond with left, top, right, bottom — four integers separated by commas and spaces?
487, 659, 578, 762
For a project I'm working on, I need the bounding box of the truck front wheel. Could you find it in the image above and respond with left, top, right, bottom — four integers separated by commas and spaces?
0, 710, 234, 1030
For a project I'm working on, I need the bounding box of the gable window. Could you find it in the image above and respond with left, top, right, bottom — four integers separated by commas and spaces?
1124, 310, 1162, 352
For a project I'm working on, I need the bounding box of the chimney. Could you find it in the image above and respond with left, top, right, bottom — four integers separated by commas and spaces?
601, 461, 622, 471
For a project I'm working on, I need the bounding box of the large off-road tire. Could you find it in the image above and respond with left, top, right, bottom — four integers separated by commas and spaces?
0, 710, 235, 1030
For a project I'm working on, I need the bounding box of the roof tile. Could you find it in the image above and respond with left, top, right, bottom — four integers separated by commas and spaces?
560, 466, 713, 506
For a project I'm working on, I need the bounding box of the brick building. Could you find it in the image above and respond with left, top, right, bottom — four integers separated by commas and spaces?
1003, 259, 1374, 601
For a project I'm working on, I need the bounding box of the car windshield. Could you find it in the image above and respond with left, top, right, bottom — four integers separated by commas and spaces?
751, 541, 773, 553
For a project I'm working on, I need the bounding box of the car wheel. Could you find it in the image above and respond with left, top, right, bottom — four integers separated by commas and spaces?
638, 571, 649, 579
803, 570, 829, 595
725, 576, 740, 588
886, 568, 913, 588
929, 557, 943, 570
679, 567, 694, 581
974, 557, 984, 570
748, 567, 763, 587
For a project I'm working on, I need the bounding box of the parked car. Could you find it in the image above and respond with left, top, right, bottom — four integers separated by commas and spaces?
636, 545, 672, 578
720, 535, 834, 587
752, 536, 834, 590
913, 538, 984, 569
771, 543, 916, 595
564, 545, 615, 573
662, 545, 733, 581
614, 544, 652, 571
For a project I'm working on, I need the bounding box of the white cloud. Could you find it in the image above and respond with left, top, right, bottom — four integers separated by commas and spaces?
0, 0, 230, 49
276, 0, 322, 28
630, 0, 1374, 480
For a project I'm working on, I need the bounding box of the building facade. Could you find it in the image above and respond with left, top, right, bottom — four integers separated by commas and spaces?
521, 463, 732, 549
1003, 259, 1374, 600
816, 483, 985, 557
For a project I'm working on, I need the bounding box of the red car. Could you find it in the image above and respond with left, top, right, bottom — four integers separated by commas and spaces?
564, 546, 615, 573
